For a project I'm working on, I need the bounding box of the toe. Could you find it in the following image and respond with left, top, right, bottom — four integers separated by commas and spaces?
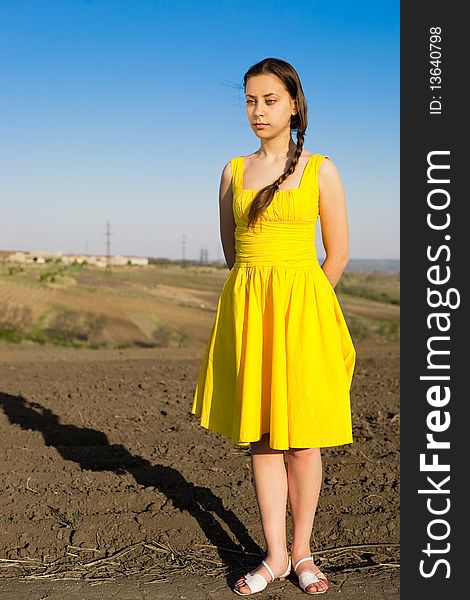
306, 579, 327, 593
234, 581, 251, 595
234, 576, 250, 594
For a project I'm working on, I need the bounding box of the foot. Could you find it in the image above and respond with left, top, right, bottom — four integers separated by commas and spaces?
234, 551, 290, 595
292, 555, 328, 594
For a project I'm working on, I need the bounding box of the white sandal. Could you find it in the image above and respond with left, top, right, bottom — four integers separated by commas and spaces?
293, 556, 329, 595
233, 556, 292, 596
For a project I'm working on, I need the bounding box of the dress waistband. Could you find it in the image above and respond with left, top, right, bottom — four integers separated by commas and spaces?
234, 221, 319, 267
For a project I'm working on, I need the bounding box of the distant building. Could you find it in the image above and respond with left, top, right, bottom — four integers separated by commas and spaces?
7, 250, 62, 264
4, 250, 149, 267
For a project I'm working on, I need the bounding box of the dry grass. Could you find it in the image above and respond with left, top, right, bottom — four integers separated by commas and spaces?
0, 539, 399, 582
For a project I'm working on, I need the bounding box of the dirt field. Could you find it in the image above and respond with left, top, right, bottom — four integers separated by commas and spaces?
0, 337, 399, 598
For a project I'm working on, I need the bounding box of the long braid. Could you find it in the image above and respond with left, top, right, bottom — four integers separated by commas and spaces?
273, 131, 305, 190
247, 131, 306, 230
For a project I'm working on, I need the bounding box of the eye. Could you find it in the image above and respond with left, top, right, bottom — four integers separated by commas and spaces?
266, 99, 276, 104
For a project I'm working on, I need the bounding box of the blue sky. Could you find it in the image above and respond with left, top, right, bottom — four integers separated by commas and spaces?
1, 0, 399, 261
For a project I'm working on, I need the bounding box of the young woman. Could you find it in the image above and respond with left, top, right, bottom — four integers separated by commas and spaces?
191, 57, 356, 596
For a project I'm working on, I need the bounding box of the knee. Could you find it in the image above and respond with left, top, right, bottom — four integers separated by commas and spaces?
287, 447, 321, 462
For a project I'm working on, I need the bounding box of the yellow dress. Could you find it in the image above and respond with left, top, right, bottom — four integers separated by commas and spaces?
191, 153, 356, 450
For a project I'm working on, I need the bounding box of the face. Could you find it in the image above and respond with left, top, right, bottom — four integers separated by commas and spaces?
245, 73, 297, 138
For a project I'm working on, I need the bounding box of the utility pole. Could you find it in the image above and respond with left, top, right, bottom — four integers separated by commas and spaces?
182, 234, 186, 267
104, 221, 115, 275
199, 246, 208, 264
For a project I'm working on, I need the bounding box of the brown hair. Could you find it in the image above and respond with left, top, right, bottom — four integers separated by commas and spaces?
243, 58, 309, 229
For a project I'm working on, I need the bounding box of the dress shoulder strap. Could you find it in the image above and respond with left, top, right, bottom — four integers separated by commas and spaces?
229, 156, 243, 193
315, 154, 331, 178
301, 154, 330, 192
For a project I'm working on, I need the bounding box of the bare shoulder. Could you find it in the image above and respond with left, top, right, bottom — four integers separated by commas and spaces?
318, 156, 345, 204
220, 159, 234, 186
318, 155, 341, 180
221, 160, 232, 175
219, 160, 235, 206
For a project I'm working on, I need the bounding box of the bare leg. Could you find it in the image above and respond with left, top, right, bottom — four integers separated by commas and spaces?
287, 447, 327, 593
234, 433, 290, 595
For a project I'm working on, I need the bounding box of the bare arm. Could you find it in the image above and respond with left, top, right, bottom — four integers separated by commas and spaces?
219, 161, 236, 269
318, 157, 350, 288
